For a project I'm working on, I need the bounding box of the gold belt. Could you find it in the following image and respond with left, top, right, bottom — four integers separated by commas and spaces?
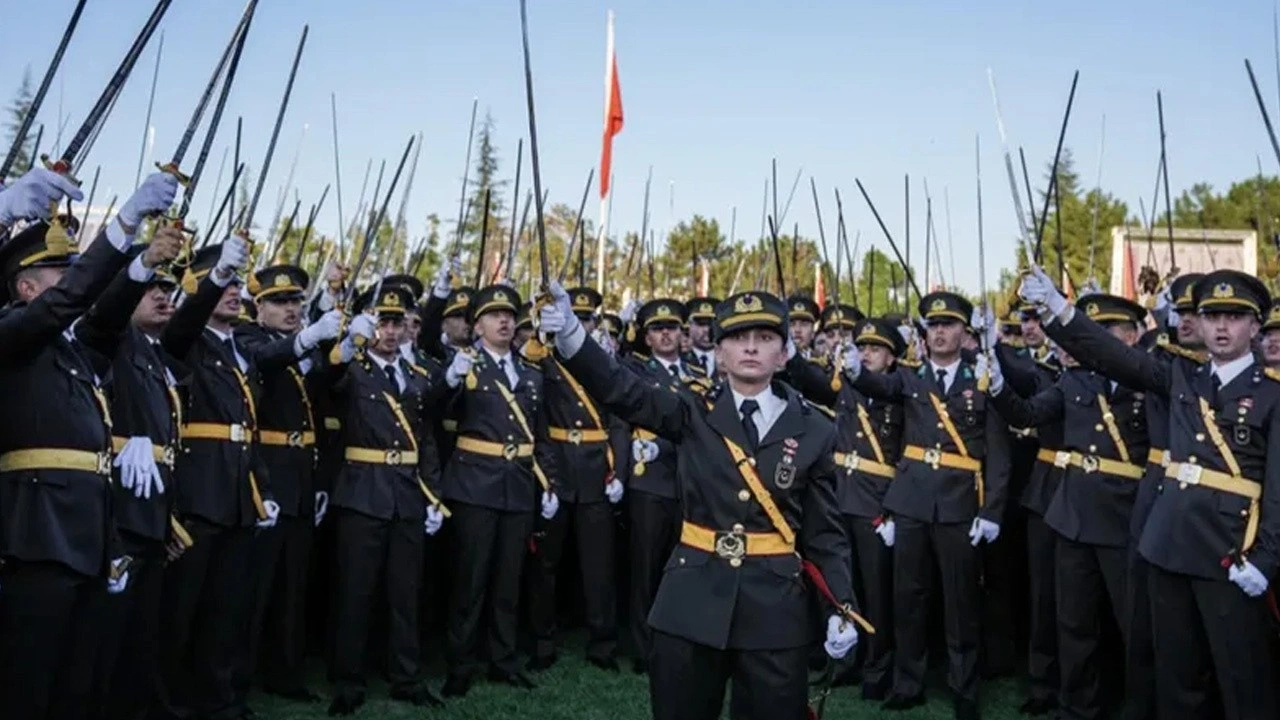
344, 447, 419, 466
323, 417, 341, 431
1036, 448, 1070, 468
1164, 462, 1261, 500
183, 422, 251, 443
680, 521, 795, 564
832, 452, 896, 479
902, 444, 981, 472
257, 430, 317, 448
441, 419, 458, 433
1065, 451, 1143, 480
0, 448, 112, 476
111, 436, 177, 467
1147, 448, 1168, 467
548, 427, 609, 445
455, 436, 534, 460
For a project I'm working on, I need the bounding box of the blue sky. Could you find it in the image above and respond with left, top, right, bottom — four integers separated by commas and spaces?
3, 0, 1278, 296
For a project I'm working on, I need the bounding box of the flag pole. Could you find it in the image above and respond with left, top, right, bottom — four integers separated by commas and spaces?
596, 9, 622, 294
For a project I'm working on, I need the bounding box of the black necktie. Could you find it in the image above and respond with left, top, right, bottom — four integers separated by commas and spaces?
1210, 373, 1222, 408
935, 368, 948, 395
498, 358, 511, 388
739, 399, 761, 452
669, 364, 680, 378
384, 363, 399, 391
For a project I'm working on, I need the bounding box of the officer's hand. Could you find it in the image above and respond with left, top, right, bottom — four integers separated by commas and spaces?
1228, 560, 1269, 597
986, 351, 1005, 396
425, 504, 445, 536
432, 256, 461, 298
874, 517, 895, 547
142, 227, 185, 268
0, 167, 84, 227
314, 491, 329, 527
114, 436, 165, 500
256, 500, 280, 528
540, 491, 560, 520
969, 517, 1000, 546
785, 337, 797, 361
605, 477, 624, 505
590, 327, 616, 357
632, 439, 659, 463
619, 299, 641, 325
1154, 284, 1173, 312
119, 172, 179, 231
445, 349, 475, 389
973, 304, 998, 350
1020, 264, 1068, 317
823, 614, 858, 659
348, 314, 376, 342
299, 310, 344, 350
842, 343, 863, 382
214, 234, 249, 278
106, 557, 130, 595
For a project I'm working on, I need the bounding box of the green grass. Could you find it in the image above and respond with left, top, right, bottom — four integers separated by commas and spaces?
253, 649, 1026, 719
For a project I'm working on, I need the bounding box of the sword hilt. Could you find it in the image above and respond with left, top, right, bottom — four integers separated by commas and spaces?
41, 154, 80, 186
155, 161, 192, 186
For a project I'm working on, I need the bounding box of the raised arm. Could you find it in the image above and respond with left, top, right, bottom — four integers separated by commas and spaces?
846, 361, 907, 402
1046, 309, 1170, 395
558, 333, 688, 443
995, 342, 1047, 397
989, 381, 1066, 430
785, 354, 840, 406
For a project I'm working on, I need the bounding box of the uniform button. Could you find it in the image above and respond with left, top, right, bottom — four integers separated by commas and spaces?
747, 458, 756, 467
574, 420, 583, 428
856, 432, 864, 438
1241, 510, 1249, 517
738, 490, 751, 502
729, 558, 742, 568
1094, 424, 1104, 432
1089, 445, 1097, 453
508, 414, 514, 421
393, 441, 400, 447
936, 423, 944, 429
577, 401, 584, 407
1195, 433, 1205, 442
678, 557, 685, 565
732, 523, 745, 533
1189, 456, 1197, 463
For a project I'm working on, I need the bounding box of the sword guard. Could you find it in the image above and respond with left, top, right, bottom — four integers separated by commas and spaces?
155, 161, 191, 186
40, 154, 79, 186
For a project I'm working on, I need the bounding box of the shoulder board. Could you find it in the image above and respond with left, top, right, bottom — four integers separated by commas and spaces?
805, 400, 836, 419
809, 355, 830, 368
1265, 368, 1280, 384
1156, 339, 1207, 363
1033, 356, 1060, 372
684, 376, 713, 392
408, 363, 430, 377
902, 358, 923, 370
518, 357, 541, 371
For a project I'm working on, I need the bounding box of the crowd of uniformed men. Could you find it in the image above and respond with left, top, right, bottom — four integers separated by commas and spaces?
0, 164, 1279, 720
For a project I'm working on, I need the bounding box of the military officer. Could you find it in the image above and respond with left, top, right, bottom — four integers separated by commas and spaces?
325, 283, 447, 714
684, 296, 719, 376
635, 299, 706, 380
157, 235, 279, 720
785, 316, 907, 700
233, 264, 342, 702
0, 170, 178, 719
541, 286, 860, 720
437, 284, 559, 696
527, 286, 627, 672
1021, 265, 1280, 719
818, 303, 864, 351
417, 260, 472, 362
842, 291, 1011, 720
989, 293, 1151, 720
1264, 300, 1280, 369
786, 294, 821, 358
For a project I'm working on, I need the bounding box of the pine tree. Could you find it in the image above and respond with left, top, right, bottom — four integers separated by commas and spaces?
460, 111, 508, 264
4, 68, 36, 181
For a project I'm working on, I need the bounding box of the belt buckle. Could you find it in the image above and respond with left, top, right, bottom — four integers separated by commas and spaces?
1080, 455, 1100, 474
229, 424, 246, 443
841, 453, 860, 472
1053, 451, 1071, 469
713, 530, 746, 560
1177, 463, 1202, 486
384, 449, 403, 466
502, 443, 519, 461
286, 431, 304, 448
161, 446, 176, 468
567, 429, 583, 445
923, 447, 942, 470
96, 453, 112, 476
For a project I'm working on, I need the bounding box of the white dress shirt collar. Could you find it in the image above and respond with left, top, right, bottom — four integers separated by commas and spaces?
1211, 353, 1254, 388
929, 357, 962, 393
730, 386, 787, 440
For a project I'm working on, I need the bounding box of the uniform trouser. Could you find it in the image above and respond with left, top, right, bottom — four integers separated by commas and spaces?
980, 505, 1025, 677
445, 502, 532, 677
847, 514, 893, 694
628, 491, 681, 662
330, 510, 423, 694
0, 560, 106, 720
891, 517, 980, 702
1024, 512, 1058, 704
157, 519, 253, 720
1148, 564, 1277, 720
649, 630, 809, 720
1055, 536, 1127, 720
94, 537, 165, 720
242, 514, 313, 694
235, 521, 283, 700
528, 499, 618, 662
1123, 546, 1156, 720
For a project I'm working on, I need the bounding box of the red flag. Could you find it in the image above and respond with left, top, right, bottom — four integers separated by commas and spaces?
814, 265, 826, 310
599, 12, 623, 199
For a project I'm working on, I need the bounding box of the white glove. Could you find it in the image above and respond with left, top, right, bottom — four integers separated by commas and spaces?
347, 314, 376, 342
314, 491, 329, 527
256, 499, 281, 528
106, 558, 130, 595
974, 305, 997, 349
119, 172, 179, 228
969, 517, 1000, 546
875, 518, 895, 547
1228, 560, 1270, 597
591, 327, 617, 357
1019, 265, 1068, 318
1167, 306, 1181, 329
538, 281, 579, 335
842, 343, 863, 382
823, 614, 858, 659
541, 491, 560, 520
987, 351, 1005, 395
425, 504, 445, 535
632, 439, 659, 463
785, 337, 797, 361
431, 256, 462, 298
215, 234, 250, 277
114, 436, 165, 500
1154, 285, 1173, 313
445, 349, 475, 388
0, 167, 84, 226
619, 299, 641, 325
605, 478, 624, 504
298, 310, 343, 350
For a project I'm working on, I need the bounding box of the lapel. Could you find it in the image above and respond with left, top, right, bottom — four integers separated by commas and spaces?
948, 363, 975, 399
1218, 360, 1262, 407
759, 387, 807, 450
706, 389, 752, 452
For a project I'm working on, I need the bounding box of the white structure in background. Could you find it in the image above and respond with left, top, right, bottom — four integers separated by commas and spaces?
1108, 226, 1257, 299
